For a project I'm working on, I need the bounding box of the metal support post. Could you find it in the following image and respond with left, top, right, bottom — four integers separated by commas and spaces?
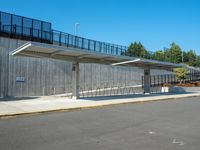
72, 61, 79, 100
144, 67, 151, 94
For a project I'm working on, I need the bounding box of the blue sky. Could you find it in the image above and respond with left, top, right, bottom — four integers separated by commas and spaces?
1, 0, 200, 54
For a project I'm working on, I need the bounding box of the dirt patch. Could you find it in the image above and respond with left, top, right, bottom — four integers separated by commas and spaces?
176, 81, 200, 87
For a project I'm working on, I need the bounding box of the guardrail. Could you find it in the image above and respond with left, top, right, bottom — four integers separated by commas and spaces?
0, 24, 128, 56
0, 24, 51, 43
52, 30, 128, 55
0, 11, 52, 43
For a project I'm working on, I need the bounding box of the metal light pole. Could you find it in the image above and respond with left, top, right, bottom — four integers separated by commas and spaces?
182, 50, 184, 63
75, 22, 80, 36
163, 47, 167, 61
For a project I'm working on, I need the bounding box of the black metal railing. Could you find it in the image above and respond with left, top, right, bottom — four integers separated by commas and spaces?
0, 22, 128, 56
52, 30, 128, 55
0, 11, 52, 43
0, 24, 52, 43
142, 72, 200, 88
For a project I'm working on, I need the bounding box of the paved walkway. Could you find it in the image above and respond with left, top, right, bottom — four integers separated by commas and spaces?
0, 92, 200, 118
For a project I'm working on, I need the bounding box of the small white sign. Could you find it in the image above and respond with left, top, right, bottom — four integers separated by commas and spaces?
16, 77, 25, 82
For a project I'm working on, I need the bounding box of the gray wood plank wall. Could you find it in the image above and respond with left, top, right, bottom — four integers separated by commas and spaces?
0, 37, 172, 98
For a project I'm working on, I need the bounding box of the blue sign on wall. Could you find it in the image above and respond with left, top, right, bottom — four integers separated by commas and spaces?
16, 77, 25, 82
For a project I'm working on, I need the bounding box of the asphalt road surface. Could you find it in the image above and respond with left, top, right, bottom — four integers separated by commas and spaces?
0, 97, 200, 150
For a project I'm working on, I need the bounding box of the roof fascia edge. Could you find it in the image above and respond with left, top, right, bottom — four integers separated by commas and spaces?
10, 42, 32, 56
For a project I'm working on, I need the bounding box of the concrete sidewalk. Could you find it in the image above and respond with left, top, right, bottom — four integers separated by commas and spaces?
1, 92, 200, 118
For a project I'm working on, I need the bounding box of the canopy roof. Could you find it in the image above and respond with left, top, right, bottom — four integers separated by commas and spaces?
11, 42, 183, 70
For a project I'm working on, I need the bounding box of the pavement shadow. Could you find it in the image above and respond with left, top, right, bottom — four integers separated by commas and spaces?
0, 96, 39, 102
81, 91, 196, 101
81, 94, 147, 101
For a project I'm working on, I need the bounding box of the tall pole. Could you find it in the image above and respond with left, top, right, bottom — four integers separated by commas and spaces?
163, 47, 167, 61
75, 22, 80, 36
182, 50, 184, 63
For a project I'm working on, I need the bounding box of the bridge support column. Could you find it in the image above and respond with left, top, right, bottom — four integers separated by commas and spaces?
144, 67, 151, 94
72, 61, 79, 100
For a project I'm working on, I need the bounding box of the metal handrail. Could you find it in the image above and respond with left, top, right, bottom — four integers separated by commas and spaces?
0, 24, 188, 63
0, 23, 128, 56
52, 30, 128, 55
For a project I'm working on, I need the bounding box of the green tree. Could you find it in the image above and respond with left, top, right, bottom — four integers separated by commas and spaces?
174, 67, 188, 84
124, 42, 149, 58
186, 50, 197, 66
152, 50, 165, 61
124, 41, 200, 67
195, 56, 200, 67
166, 42, 182, 63
183, 51, 189, 63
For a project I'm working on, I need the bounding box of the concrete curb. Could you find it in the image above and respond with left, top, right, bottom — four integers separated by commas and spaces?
0, 93, 200, 120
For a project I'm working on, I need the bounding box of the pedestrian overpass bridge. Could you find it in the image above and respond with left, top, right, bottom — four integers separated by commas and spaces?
0, 11, 183, 99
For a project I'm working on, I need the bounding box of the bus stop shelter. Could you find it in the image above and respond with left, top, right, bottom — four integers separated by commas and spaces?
11, 42, 183, 99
